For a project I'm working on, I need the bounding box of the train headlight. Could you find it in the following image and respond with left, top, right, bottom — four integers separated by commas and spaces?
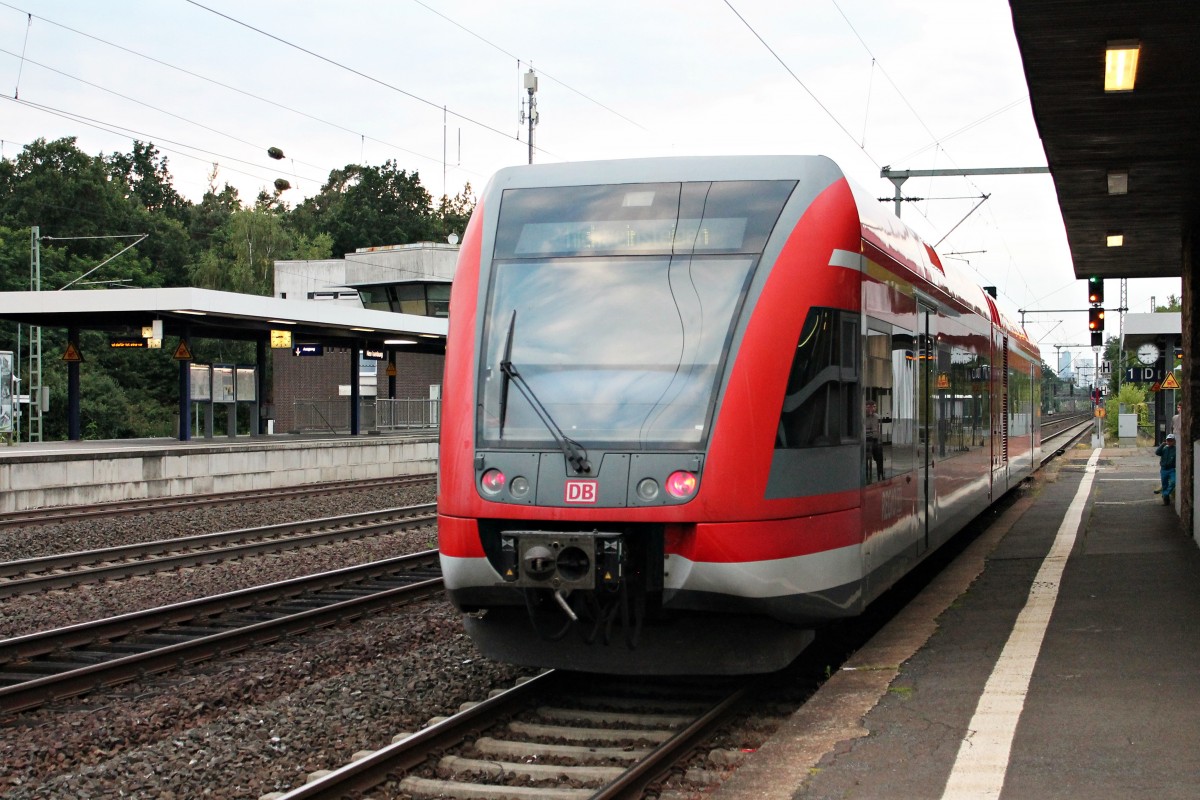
665, 470, 698, 499
635, 477, 660, 501
480, 468, 507, 495
509, 475, 531, 499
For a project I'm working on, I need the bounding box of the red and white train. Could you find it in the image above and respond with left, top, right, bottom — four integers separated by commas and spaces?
437, 156, 1040, 674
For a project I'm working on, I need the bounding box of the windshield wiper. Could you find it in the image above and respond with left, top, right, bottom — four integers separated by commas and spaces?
498, 310, 516, 438
497, 312, 591, 475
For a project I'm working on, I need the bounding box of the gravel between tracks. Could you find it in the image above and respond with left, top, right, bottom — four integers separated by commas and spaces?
0, 484, 535, 799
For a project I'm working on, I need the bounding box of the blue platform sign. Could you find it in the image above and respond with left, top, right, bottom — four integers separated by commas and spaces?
293, 343, 324, 357
1125, 367, 1162, 383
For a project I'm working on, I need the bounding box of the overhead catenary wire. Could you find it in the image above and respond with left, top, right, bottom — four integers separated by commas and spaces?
0, 45, 324, 178
827, 1, 1045, 323
0, 1, 457, 177
183, 0, 561, 161
12, 9, 28, 98
409, 0, 647, 133
1, 94, 317, 191
723, 0, 880, 169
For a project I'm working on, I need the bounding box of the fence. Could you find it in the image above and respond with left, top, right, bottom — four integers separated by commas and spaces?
290, 398, 441, 433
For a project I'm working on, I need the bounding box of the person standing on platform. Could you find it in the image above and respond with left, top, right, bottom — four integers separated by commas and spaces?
865, 400, 884, 482
1156, 433, 1177, 505
1172, 402, 1181, 438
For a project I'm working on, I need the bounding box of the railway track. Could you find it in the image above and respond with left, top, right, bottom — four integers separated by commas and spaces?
0, 550, 443, 714
0, 473, 434, 529
0, 503, 436, 597
1041, 410, 1094, 441
276, 670, 751, 800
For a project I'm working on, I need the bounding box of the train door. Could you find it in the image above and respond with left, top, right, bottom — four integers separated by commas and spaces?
991, 332, 1010, 491
915, 301, 936, 555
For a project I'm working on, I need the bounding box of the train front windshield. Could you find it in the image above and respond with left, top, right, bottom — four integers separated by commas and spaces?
478, 179, 795, 449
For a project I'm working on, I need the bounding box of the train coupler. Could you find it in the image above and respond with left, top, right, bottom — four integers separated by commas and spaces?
498, 530, 624, 591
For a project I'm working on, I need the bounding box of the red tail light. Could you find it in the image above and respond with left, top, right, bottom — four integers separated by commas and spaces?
665, 470, 698, 499
480, 468, 506, 495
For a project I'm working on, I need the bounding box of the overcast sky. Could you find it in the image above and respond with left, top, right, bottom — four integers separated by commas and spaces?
0, 0, 1180, 374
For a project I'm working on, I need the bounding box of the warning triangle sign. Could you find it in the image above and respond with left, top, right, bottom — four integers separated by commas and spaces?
173, 340, 193, 360
1161, 372, 1181, 390
62, 342, 83, 362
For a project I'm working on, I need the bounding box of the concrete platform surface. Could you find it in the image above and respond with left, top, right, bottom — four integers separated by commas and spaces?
0, 432, 437, 511
716, 445, 1200, 800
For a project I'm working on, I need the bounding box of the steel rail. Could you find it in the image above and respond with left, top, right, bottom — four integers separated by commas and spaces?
0, 551, 441, 714
590, 683, 751, 799
274, 671, 562, 800
0, 504, 436, 597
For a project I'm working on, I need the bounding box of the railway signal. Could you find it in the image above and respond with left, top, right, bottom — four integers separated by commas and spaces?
1087, 276, 1104, 304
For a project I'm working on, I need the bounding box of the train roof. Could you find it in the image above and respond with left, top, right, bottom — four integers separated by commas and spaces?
484, 155, 1037, 357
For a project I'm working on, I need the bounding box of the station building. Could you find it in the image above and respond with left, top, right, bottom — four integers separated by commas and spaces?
270, 241, 455, 434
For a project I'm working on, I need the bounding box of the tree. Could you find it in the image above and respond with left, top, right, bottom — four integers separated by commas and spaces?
0, 138, 189, 290
292, 160, 439, 255
190, 207, 332, 296
189, 168, 242, 246
1104, 382, 1149, 439
107, 141, 189, 221
1155, 295, 1182, 313
433, 182, 476, 242
1041, 358, 1073, 413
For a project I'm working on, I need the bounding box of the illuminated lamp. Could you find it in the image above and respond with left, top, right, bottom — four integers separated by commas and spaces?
1104, 41, 1140, 92
1106, 233, 1124, 247
665, 471, 698, 499
1107, 171, 1129, 195
480, 469, 506, 495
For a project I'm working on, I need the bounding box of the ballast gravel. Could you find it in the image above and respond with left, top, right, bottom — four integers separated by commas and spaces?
0, 484, 535, 799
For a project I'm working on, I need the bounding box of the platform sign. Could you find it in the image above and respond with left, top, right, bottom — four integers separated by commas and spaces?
1161, 372, 1181, 390
0, 351, 12, 434
293, 343, 323, 357
1125, 367, 1162, 383
62, 342, 83, 363
109, 337, 146, 349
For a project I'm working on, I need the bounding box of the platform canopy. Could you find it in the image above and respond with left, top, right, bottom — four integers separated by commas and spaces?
0, 287, 447, 353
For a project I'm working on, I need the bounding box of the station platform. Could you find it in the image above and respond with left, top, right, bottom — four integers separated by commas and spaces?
0, 432, 438, 513
717, 443, 1200, 800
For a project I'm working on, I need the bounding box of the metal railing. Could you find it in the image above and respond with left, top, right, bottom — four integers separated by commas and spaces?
290, 399, 440, 434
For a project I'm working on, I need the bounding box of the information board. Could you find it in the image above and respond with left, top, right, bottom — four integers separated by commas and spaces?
189, 363, 212, 402
0, 351, 12, 434
213, 366, 236, 403
236, 367, 257, 402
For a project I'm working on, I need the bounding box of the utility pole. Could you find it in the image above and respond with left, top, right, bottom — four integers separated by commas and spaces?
880, 166, 1050, 218
520, 69, 539, 165
27, 226, 42, 442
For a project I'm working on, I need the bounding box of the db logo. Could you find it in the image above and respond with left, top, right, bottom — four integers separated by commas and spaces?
564, 480, 599, 504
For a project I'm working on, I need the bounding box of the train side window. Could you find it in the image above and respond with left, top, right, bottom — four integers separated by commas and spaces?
863, 324, 895, 481
776, 307, 859, 449
888, 331, 916, 477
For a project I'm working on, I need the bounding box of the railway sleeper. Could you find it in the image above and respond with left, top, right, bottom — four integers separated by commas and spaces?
438, 754, 626, 784
400, 774, 594, 799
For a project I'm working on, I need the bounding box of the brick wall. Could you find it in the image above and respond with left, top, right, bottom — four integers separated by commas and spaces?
272, 348, 444, 432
